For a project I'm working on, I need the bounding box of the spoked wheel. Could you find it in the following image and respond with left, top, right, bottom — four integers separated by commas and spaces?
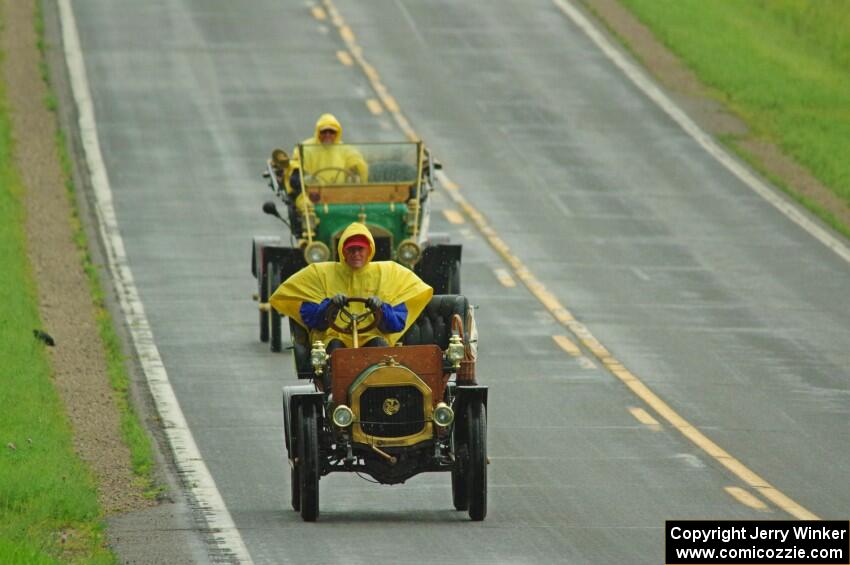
466, 400, 487, 521
297, 403, 320, 521
258, 262, 269, 343
268, 266, 282, 352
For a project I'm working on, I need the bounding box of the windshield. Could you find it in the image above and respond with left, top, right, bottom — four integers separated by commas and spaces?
299, 141, 421, 187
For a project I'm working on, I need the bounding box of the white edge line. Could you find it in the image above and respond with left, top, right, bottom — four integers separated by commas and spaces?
56, 1, 253, 563
553, 0, 850, 264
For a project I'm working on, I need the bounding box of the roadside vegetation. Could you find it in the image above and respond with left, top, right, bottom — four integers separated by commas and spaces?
615, 0, 850, 236
0, 5, 158, 564
0, 73, 113, 564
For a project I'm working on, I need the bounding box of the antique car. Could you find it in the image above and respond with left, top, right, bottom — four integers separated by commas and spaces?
251, 141, 462, 351
281, 294, 487, 521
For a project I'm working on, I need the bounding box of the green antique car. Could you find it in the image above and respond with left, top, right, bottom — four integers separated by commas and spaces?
252, 141, 462, 351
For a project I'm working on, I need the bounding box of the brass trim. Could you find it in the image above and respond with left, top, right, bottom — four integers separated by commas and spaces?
350, 364, 433, 447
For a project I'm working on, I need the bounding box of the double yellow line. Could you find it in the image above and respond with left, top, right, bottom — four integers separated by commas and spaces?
315, 0, 818, 521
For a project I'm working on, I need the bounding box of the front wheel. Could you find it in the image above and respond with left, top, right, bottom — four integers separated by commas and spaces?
467, 400, 487, 521
297, 403, 320, 521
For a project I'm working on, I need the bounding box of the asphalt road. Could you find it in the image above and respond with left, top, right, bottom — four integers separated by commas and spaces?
61, 0, 850, 563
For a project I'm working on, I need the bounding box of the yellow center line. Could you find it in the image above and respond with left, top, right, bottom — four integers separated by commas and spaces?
493, 268, 516, 288
442, 209, 464, 225
311, 5, 327, 20
336, 50, 353, 66
366, 98, 384, 115
321, 0, 820, 522
628, 407, 662, 430
725, 486, 769, 512
553, 335, 581, 356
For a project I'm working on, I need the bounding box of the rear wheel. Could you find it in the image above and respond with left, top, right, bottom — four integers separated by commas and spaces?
297, 403, 320, 521
258, 261, 269, 343
269, 266, 282, 352
467, 400, 487, 521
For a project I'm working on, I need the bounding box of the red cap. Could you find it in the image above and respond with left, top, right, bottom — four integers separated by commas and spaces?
342, 234, 370, 252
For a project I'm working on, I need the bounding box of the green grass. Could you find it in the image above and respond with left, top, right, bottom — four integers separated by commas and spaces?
0, 67, 114, 565
614, 0, 850, 233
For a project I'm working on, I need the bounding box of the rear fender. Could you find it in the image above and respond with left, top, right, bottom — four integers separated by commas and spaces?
265, 245, 308, 283
416, 243, 462, 293
251, 236, 282, 278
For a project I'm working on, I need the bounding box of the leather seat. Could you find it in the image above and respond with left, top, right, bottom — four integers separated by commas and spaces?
401, 294, 469, 349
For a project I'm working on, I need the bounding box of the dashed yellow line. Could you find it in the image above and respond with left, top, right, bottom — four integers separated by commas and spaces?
493, 268, 516, 288
628, 407, 662, 431
442, 209, 464, 225
366, 98, 383, 115
336, 50, 353, 66
321, 0, 819, 521
441, 177, 459, 192
553, 335, 581, 356
725, 487, 769, 512
311, 5, 327, 20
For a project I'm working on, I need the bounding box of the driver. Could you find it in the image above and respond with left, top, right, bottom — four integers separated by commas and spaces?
288, 113, 369, 199
270, 222, 432, 357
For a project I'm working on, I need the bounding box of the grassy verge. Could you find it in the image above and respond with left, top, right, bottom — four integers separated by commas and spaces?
0, 56, 114, 565
34, 1, 159, 492
613, 0, 850, 236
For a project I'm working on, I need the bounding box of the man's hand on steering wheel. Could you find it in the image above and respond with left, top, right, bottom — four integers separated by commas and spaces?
328, 297, 383, 336
366, 296, 383, 311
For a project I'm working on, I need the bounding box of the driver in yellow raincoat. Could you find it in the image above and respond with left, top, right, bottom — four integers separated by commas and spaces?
287, 114, 369, 215
270, 223, 432, 359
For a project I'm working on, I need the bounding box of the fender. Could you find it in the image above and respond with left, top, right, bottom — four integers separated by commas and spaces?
282, 385, 324, 457
251, 235, 282, 278
416, 243, 462, 294
264, 245, 308, 283
453, 385, 488, 434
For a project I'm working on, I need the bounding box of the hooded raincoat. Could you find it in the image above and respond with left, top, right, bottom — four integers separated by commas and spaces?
269, 223, 433, 347
292, 113, 368, 185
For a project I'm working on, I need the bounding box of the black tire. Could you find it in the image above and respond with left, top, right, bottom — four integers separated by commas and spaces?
467, 400, 487, 521
447, 260, 461, 294
269, 266, 282, 352
297, 403, 320, 521
290, 464, 301, 512
451, 408, 468, 510
451, 464, 468, 511
259, 262, 269, 343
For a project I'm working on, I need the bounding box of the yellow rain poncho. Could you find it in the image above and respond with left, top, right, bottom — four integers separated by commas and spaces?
270, 223, 433, 347
292, 113, 368, 185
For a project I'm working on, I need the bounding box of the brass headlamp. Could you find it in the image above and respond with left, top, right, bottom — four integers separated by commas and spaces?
311, 340, 328, 375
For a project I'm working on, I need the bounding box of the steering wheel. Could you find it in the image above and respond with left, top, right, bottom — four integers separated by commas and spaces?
307, 167, 358, 186
329, 297, 382, 335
